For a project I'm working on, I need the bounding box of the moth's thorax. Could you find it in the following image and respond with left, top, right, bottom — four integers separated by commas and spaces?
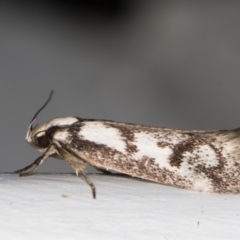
25, 117, 78, 151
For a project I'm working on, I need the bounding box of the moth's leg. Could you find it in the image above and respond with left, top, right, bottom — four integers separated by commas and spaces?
56, 144, 96, 198
76, 170, 96, 199
14, 156, 43, 175
14, 145, 57, 177
94, 166, 112, 175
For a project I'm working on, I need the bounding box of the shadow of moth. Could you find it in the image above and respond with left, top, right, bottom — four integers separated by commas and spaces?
15, 91, 240, 198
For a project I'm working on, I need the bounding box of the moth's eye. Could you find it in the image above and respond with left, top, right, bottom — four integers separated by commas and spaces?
36, 136, 50, 148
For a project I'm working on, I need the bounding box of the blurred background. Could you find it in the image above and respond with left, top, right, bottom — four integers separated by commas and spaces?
1, 1, 240, 173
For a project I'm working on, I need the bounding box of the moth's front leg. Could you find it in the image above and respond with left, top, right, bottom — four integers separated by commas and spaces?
14, 144, 57, 176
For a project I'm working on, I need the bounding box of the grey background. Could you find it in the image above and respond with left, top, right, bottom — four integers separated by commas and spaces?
1, 1, 240, 173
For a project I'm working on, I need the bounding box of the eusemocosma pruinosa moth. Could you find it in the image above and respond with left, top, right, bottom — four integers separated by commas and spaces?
15, 91, 240, 198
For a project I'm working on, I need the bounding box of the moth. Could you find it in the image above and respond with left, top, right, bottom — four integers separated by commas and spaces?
15, 91, 240, 198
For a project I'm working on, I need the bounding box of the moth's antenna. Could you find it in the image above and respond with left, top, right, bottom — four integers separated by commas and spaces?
31, 90, 54, 125
26, 90, 54, 137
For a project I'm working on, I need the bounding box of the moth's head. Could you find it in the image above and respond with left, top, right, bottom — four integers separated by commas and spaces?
26, 117, 79, 151
25, 91, 79, 151
26, 123, 51, 151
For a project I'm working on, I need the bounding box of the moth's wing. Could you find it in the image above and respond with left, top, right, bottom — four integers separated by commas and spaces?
50, 120, 240, 193
50, 119, 235, 173
50, 119, 204, 174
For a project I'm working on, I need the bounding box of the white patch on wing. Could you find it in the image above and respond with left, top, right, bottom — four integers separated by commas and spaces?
169, 154, 214, 191
176, 159, 208, 188
176, 145, 219, 180
79, 121, 127, 153
133, 132, 175, 171
192, 176, 213, 192
53, 130, 71, 144
182, 145, 219, 168
192, 145, 219, 167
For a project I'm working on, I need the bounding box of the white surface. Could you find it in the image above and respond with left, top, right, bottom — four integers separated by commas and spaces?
0, 173, 240, 240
